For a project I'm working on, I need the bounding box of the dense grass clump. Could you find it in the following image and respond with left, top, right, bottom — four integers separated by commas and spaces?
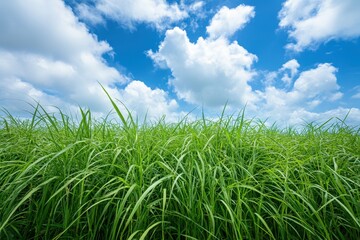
0, 104, 359, 239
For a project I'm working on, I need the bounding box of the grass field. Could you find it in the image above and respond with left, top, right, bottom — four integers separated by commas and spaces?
1, 99, 360, 239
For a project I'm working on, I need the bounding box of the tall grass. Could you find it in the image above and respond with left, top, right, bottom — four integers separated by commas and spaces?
0, 102, 359, 239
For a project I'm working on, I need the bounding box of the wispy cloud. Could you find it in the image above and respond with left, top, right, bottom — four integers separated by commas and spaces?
279, 0, 360, 51
75, 0, 202, 30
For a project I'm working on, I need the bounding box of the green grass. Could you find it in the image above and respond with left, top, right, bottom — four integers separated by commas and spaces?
0, 102, 359, 239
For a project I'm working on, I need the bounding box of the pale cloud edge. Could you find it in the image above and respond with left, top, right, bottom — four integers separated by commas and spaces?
206, 4, 255, 39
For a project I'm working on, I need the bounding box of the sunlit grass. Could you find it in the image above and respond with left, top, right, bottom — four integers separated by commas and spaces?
0, 100, 359, 239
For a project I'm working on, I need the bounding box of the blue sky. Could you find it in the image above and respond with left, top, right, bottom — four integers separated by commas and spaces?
0, 0, 360, 126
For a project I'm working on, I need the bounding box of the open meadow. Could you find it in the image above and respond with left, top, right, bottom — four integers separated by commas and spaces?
1, 102, 359, 239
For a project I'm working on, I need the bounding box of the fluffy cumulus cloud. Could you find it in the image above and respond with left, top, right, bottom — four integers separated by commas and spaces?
118, 81, 183, 122
0, 0, 181, 120
148, 27, 258, 108
76, 0, 201, 29
207, 5, 255, 39
0, 0, 121, 115
148, 4, 360, 126
149, 26, 358, 125
293, 63, 341, 101
255, 62, 348, 125
279, 0, 360, 51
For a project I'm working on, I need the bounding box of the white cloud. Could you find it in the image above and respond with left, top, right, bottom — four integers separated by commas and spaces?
264, 63, 341, 107
263, 71, 278, 87
287, 107, 360, 127
293, 63, 340, 100
0, 0, 125, 115
148, 27, 258, 108
0, 1, 111, 60
255, 62, 347, 125
185, 1, 205, 12
280, 59, 299, 86
1, 0, 357, 127
118, 81, 184, 122
76, 3, 105, 25
77, 0, 189, 29
147, 4, 359, 127
279, 0, 360, 51
207, 5, 255, 39
0, 0, 182, 121
0, 77, 65, 114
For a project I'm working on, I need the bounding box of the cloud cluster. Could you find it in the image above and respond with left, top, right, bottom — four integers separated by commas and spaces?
149, 4, 359, 126
148, 5, 258, 109
279, 0, 360, 51
76, 0, 204, 29
148, 27, 258, 108
0, 1, 358, 127
207, 5, 255, 39
257, 62, 344, 125
248, 60, 357, 127
0, 0, 180, 121
118, 81, 183, 122
0, 0, 122, 114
